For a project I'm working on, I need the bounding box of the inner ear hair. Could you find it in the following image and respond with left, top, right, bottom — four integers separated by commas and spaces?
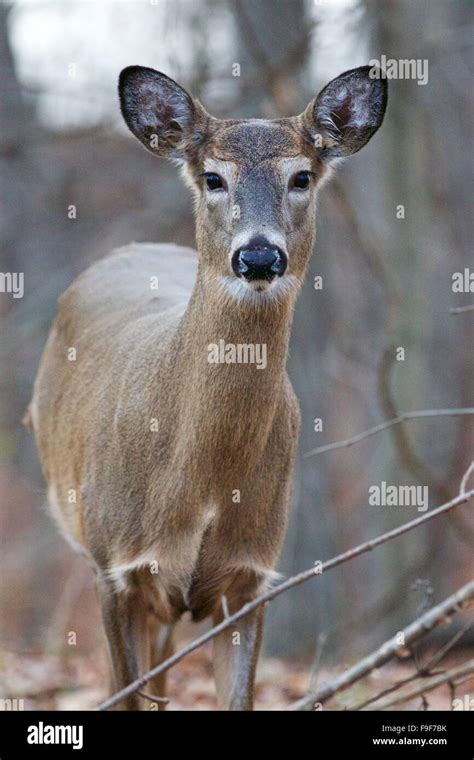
118, 65, 209, 160
308, 65, 388, 161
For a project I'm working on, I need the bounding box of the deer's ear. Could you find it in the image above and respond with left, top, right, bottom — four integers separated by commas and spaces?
304, 65, 387, 162
119, 66, 208, 160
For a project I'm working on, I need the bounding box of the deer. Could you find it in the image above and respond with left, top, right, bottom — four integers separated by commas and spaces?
28, 64, 387, 710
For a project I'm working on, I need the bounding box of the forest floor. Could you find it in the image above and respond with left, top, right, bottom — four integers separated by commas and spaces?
1, 644, 471, 711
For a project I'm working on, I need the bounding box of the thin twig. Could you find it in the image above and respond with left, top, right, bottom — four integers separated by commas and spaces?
137, 690, 169, 706
460, 461, 474, 494
453, 673, 474, 688
221, 595, 230, 620
96, 486, 474, 711
448, 679, 456, 708
369, 660, 474, 711
450, 305, 474, 314
288, 581, 474, 711
305, 408, 474, 457
424, 621, 473, 672
350, 620, 473, 711
308, 633, 327, 694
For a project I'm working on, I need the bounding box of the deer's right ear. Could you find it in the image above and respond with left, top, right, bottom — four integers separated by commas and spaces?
118, 66, 208, 161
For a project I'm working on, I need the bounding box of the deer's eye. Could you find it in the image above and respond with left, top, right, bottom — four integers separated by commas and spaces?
291, 171, 312, 191
203, 172, 225, 191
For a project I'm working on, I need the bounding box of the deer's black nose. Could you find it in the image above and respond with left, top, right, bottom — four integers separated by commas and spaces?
232, 245, 287, 281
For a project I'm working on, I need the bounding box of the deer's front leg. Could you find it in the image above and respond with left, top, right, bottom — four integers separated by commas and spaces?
97, 574, 150, 711
212, 599, 264, 711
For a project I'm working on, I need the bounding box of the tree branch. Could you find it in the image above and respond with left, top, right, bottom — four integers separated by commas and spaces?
305, 408, 474, 458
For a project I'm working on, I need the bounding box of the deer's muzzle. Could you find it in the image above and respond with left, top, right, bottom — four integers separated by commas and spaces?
231, 244, 287, 283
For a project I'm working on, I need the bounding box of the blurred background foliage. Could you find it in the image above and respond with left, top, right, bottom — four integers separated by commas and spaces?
0, 0, 473, 683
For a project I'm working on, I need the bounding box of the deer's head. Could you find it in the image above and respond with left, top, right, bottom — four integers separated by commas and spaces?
119, 65, 387, 303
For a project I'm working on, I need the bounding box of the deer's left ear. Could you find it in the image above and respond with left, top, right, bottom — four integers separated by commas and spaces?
304, 65, 387, 162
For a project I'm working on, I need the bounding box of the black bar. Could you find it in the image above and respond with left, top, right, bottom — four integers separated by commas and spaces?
0, 710, 471, 757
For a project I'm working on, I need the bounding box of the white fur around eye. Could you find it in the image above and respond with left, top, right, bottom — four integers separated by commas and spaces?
205, 188, 227, 203
288, 188, 312, 202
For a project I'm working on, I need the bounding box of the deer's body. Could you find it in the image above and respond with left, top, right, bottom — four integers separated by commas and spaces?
30, 65, 386, 709
33, 241, 298, 618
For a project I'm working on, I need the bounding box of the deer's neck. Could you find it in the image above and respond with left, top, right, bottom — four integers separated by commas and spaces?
169, 272, 295, 473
